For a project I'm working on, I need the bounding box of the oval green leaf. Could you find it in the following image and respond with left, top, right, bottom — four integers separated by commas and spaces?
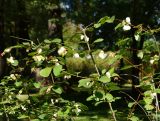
98, 76, 110, 83
53, 65, 63, 77
40, 67, 52, 77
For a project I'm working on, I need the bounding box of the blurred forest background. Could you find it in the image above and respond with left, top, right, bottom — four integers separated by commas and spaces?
0, 0, 160, 50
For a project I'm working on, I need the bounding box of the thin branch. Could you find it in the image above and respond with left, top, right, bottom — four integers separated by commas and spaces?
120, 91, 152, 121
109, 102, 117, 121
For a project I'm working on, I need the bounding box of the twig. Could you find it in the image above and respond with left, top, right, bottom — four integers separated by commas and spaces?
128, 94, 141, 118
82, 27, 117, 121
120, 91, 152, 121
109, 102, 117, 121
82, 29, 100, 76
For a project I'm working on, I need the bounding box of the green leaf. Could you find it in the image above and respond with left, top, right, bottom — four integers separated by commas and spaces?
105, 93, 114, 102
137, 51, 143, 59
155, 89, 160, 94
95, 91, 104, 99
121, 65, 133, 70
105, 16, 115, 23
31, 119, 40, 121
78, 78, 92, 88
15, 81, 22, 87
86, 95, 94, 101
107, 82, 120, 91
53, 85, 63, 94
102, 69, 106, 74
39, 86, 48, 95
109, 67, 115, 75
128, 102, 135, 108
51, 38, 62, 43
53, 65, 63, 77
44, 38, 62, 44
94, 23, 101, 28
111, 73, 119, 77
18, 115, 29, 119
33, 82, 41, 88
115, 23, 123, 30
93, 38, 104, 43
16, 95, 29, 102
144, 104, 154, 110
0, 112, 3, 116
98, 76, 110, 83
95, 101, 104, 106
44, 39, 51, 44
144, 97, 153, 105
40, 67, 52, 77
38, 114, 46, 119
116, 38, 130, 46
94, 16, 115, 28
129, 116, 139, 121
12, 60, 19, 66
22, 42, 30, 46
107, 55, 122, 65
144, 91, 152, 96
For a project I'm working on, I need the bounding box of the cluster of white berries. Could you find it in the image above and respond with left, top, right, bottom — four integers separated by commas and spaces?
74, 104, 81, 113
9, 73, 20, 80
150, 55, 159, 65
33, 55, 45, 62
80, 34, 89, 42
106, 71, 111, 78
7, 56, 15, 64
98, 50, 107, 59
58, 46, 67, 56
73, 53, 80, 58
123, 17, 131, 31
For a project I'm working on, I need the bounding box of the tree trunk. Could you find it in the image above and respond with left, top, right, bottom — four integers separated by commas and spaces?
131, 0, 142, 95
0, 0, 5, 50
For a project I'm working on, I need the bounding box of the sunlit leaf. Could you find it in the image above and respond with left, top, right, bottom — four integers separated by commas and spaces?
52, 85, 63, 94
95, 101, 104, 106
154, 89, 160, 94
51, 38, 62, 43
18, 115, 29, 119
129, 116, 139, 121
144, 104, 154, 110
94, 23, 101, 28
15, 81, 22, 87
137, 51, 143, 59
44, 39, 51, 44
12, 60, 19, 66
78, 78, 92, 88
94, 16, 115, 28
31, 119, 40, 121
16, 95, 29, 102
115, 23, 123, 30
39, 86, 48, 95
86, 95, 94, 101
98, 76, 110, 83
53, 64, 63, 77
144, 97, 153, 105
33, 82, 41, 88
105, 93, 114, 102
128, 102, 135, 108
93, 38, 104, 43
109, 67, 115, 75
40, 67, 52, 77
